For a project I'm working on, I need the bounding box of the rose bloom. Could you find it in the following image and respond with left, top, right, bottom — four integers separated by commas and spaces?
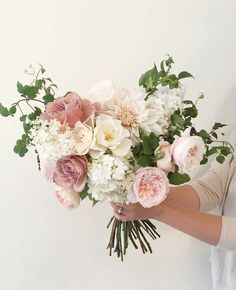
53, 155, 88, 192
155, 141, 174, 173
73, 121, 93, 155
90, 114, 132, 158
55, 186, 80, 210
40, 92, 95, 128
171, 129, 205, 174
127, 167, 169, 208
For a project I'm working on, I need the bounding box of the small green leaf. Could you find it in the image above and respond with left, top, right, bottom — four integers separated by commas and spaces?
0, 103, 10, 117
137, 155, 152, 167
35, 79, 45, 89
171, 113, 185, 128
178, 71, 194, 80
24, 85, 39, 99
212, 122, 227, 130
20, 115, 27, 122
183, 106, 198, 118
9, 105, 17, 115
34, 107, 42, 116
80, 185, 89, 201
43, 93, 54, 104
200, 156, 208, 165
17, 81, 25, 94
165, 56, 174, 68
198, 129, 210, 139
139, 64, 159, 93
206, 147, 218, 156
216, 155, 225, 164
14, 138, 29, 157
168, 171, 191, 185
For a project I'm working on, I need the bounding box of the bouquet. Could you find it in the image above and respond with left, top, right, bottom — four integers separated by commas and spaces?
0, 56, 233, 261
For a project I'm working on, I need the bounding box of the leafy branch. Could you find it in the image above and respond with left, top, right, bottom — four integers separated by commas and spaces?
0, 65, 58, 157
139, 55, 194, 95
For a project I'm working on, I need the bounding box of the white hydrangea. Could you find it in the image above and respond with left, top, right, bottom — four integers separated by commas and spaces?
87, 154, 134, 203
28, 118, 92, 162
146, 86, 184, 135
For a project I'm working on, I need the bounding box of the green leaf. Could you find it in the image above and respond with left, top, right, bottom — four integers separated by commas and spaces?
142, 133, 158, 155
211, 132, 218, 139
221, 147, 231, 156
24, 85, 39, 99
168, 171, 191, 185
183, 100, 194, 105
200, 156, 208, 165
23, 121, 31, 133
178, 71, 194, 80
0, 103, 10, 117
216, 155, 225, 164
43, 93, 54, 104
198, 129, 210, 139
34, 107, 42, 116
132, 142, 143, 157
212, 122, 227, 130
28, 112, 37, 121
9, 105, 17, 115
17, 81, 25, 94
139, 64, 159, 93
165, 56, 174, 68
137, 155, 152, 167
206, 147, 218, 156
35, 79, 45, 89
183, 106, 198, 118
20, 115, 27, 122
14, 138, 29, 157
171, 112, 185, 128
79, 185, 89, 201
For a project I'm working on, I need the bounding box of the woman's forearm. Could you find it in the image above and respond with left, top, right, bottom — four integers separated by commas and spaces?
166, 185, 200, 210
151, 202, 222, 246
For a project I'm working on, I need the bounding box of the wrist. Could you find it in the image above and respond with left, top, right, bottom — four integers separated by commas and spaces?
150, 201, 168, 220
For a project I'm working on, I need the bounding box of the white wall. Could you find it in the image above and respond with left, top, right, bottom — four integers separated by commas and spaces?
0, 1, 236, 290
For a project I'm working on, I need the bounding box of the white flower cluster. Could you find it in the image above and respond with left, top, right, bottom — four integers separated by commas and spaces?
29, 119, 82, 161
146, 86, 183, 135
87, 154, 134, 203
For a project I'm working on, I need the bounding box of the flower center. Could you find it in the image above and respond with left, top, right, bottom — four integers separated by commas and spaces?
138, 174, 163, 200
104, 131, 115, 142
116, 107, 139, 129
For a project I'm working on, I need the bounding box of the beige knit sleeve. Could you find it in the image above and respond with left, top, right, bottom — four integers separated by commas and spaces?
189, 159, 232, 212
217, 216, 236, 251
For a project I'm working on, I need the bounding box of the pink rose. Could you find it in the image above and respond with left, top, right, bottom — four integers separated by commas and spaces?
55, 187, 80, 210
155, 141, 174, 173
127, 167, 169, 208
53, 155, 88, 192
171, 131, 204, 174
40, 92, 95, 128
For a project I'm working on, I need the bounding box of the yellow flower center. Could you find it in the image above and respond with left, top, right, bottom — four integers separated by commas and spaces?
104, 131, 115, 142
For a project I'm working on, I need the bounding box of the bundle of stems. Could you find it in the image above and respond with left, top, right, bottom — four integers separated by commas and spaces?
107, 217, 160, 261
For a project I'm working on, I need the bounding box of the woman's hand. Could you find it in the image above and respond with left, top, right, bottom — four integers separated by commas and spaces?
110, 202, 160, 222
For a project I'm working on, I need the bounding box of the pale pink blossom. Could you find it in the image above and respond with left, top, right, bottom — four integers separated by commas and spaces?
55, 187, 80, 210
127, 167, 169, 208
155, 141, 174, 173
171, 129, 204, 174
53, 155, 88, 192
40, 92, 95, 128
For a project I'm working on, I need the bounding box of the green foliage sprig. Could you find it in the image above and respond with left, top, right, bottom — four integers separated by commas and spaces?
0, 65, 57, 157
139, 55, 194, 95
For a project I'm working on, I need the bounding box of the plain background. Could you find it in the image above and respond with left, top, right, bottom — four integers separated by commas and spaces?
0, 1, 236, 290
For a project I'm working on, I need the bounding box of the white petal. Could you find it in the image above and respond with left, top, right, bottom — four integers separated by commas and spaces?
86, 80, 115, 103
112, 138, 132, 156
